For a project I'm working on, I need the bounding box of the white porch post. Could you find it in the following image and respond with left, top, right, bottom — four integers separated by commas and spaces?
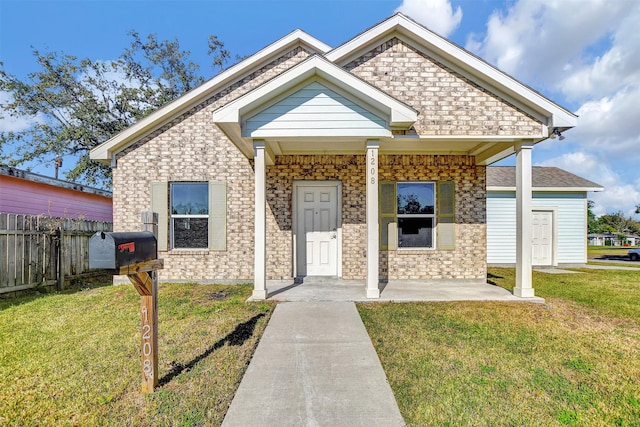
253, 141, 267, 300
515, 142, 535, 297
366, 140, 380, 298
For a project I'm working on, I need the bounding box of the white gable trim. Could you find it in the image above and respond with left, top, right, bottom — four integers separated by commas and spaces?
90, 30, 332, 162
212, 55, 418, 158
326, 13, 577, 130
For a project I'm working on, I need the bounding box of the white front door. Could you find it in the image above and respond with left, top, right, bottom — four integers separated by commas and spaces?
295, 184, 339, 276
532, 211, 553, 266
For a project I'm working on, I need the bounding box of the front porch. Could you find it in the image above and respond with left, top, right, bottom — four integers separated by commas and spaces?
251, 278, 545, 303
209, 50, 573, 301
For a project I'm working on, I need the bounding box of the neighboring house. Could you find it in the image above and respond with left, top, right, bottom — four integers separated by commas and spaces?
487, 166, 602, 266
621, 235, 639, 246
0, 166, 112, 222
90, 13, 577, 299
589, 233, 639, 246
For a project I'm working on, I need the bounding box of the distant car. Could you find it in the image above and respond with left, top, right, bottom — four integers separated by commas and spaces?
629, 248, 640, 261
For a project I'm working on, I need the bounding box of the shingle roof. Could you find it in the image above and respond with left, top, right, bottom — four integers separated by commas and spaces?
0, 165, 112, 197
487, 166, 603, 190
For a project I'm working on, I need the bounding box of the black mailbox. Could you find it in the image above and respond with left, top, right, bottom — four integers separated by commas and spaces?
89, 231, 157, 270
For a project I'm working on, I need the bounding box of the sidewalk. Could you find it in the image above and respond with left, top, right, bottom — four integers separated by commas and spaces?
222, 302, 405, 426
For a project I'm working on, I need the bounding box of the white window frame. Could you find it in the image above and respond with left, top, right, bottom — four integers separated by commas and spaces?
396, 181, 436, 250
170, 182, 209, 250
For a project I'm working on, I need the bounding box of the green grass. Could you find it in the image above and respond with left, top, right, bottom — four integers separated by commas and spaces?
587, 261, 640, 269
359, 267, 640, 426
588, 245, 636, 258
4, 269, 640, 426
0, 282, 274, 426
491, 267, 640, 321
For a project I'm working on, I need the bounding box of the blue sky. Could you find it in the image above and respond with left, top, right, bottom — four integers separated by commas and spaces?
1, 0, 639, 217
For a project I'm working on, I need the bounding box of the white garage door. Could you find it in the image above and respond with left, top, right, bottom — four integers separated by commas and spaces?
532, 211, 553, 266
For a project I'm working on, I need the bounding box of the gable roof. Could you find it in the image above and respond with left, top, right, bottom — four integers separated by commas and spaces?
326, 13, 576, 130
91, 13, 577, 165
90, 30, 331, 163
487, 166, 603, 192
211, 54, 418, 161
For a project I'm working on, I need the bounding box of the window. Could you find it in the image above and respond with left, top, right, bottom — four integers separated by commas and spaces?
170, 182, 209, 249
397, 182, 435, 248
151, 180, 226, 252
380, 181, 455, 250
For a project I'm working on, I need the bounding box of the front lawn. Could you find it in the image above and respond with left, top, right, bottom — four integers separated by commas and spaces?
588, 245, 636, 259
359, 268, 640, 426
0, 282, 274, 426
3, 269, 639, 426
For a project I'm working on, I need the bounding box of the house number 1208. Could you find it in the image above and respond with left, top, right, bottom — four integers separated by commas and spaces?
369, 153, 376, 185
141, 307, 153, 378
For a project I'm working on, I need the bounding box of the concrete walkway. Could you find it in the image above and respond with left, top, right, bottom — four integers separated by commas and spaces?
222, 302, 405, 427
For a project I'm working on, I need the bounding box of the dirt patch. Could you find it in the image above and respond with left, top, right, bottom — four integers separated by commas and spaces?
208, 290, 231, 301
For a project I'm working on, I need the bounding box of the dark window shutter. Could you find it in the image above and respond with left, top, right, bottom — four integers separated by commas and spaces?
437, 181, 455, 250
150, 182, 169, 251
208, 181, 227, 251
379, 181, 397, 250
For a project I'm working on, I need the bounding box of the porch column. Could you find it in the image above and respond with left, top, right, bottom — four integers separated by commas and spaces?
253, 141, 267, 300
366, 140, 380, 298
515, 142, 535, 297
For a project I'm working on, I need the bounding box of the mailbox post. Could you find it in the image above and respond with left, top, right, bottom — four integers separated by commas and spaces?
89, 212, 163, 393
140, 212, 159, 394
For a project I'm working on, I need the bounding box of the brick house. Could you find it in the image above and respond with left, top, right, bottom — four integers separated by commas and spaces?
90, 14, 576, 299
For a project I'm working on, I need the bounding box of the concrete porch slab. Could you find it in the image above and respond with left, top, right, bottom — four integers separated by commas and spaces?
250, 278, 545, 303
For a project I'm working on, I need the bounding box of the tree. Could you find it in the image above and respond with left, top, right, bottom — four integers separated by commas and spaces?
587, 200, 600, 234
597, 211, 637, 243
0, 32, 230, 188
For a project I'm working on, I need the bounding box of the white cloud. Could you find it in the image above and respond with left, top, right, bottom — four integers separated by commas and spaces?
571, 85, 640, 155
560, 4, 640, 102
591, 184, 640, 218
395, 0, 462, 37
540, 152, 640, 217
0, 91, 46, 133
465, 0, 634, 94
469, 0, 640, 217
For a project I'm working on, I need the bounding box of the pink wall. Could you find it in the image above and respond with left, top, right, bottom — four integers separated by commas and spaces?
0, 175, 112, 222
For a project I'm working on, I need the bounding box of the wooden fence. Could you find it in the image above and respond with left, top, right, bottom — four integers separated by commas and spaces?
0, 213, 112, 295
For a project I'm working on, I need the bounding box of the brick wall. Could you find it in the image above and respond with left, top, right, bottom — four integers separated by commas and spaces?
345, 38, 542, 136
113, 47, 312, 282
379, 155, 486, 280
112, 39, 497, 283
266, 155, 366, 279
265, 154, 486, 281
